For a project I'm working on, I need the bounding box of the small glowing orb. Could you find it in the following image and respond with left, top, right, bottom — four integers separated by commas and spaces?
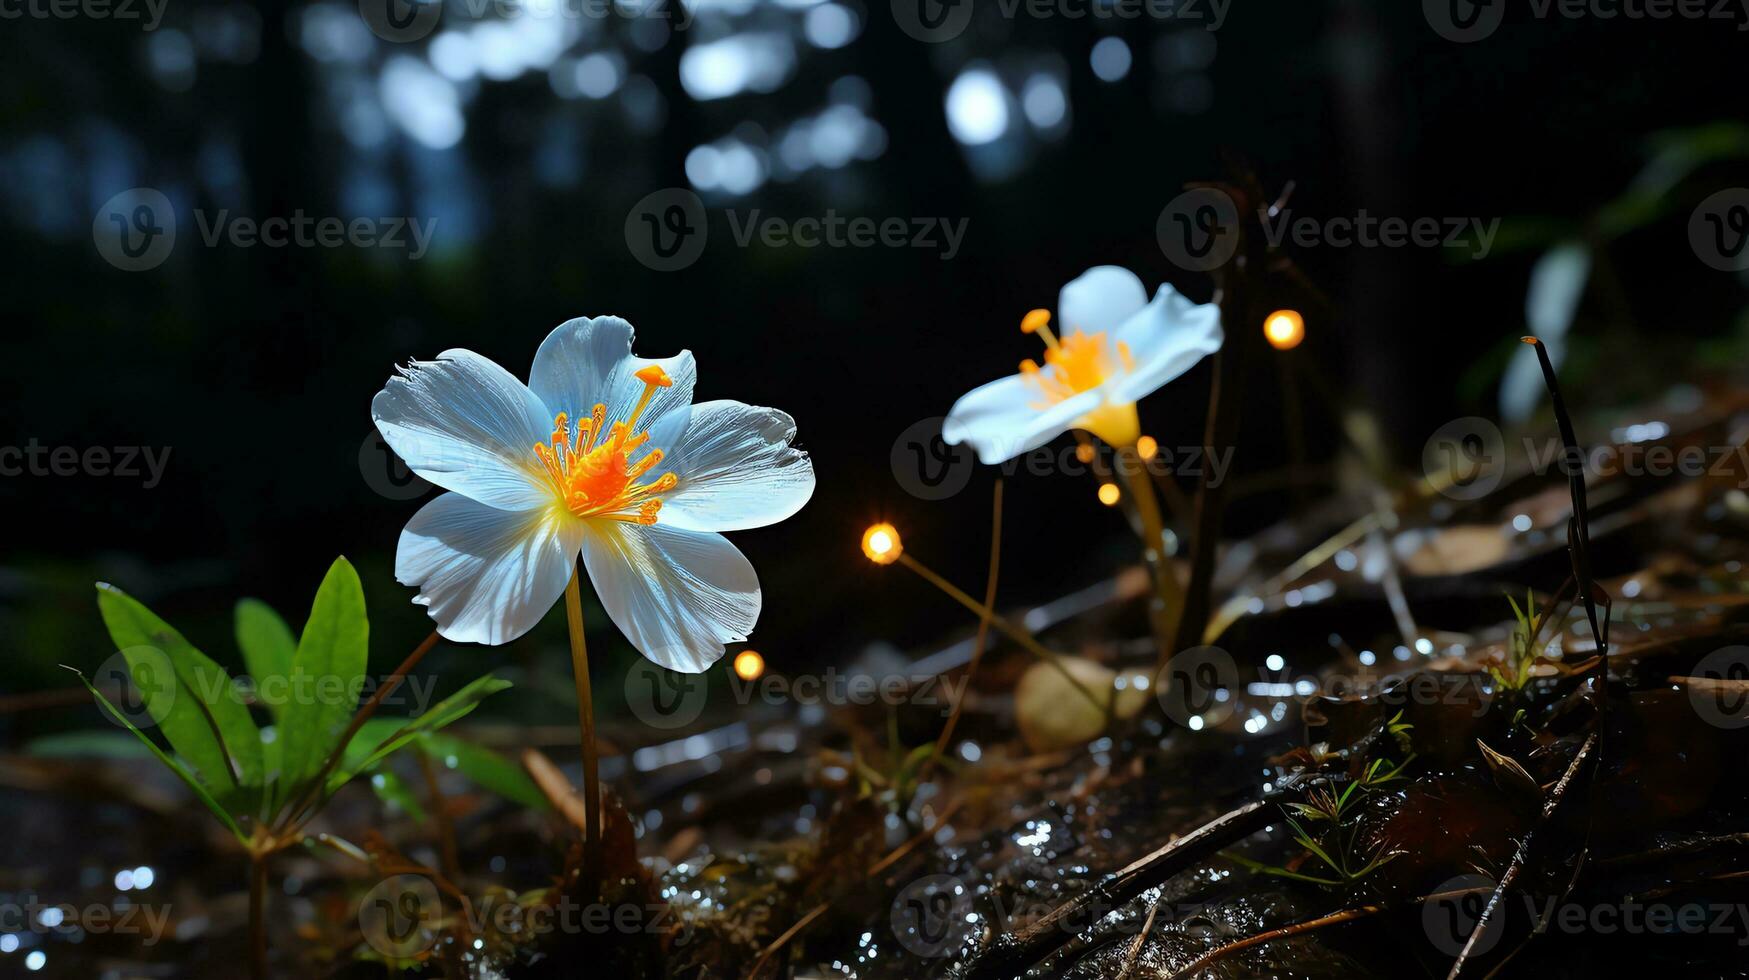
1136, 435, 1158, 460
1264, 310, 1305, 350
862, 523, 902, 565
1097, 482, 1121, 506
733, 649, 765, 681
1075, 443, 1096, 464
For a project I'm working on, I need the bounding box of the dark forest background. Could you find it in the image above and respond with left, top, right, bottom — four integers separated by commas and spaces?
3, 0, 1746, 736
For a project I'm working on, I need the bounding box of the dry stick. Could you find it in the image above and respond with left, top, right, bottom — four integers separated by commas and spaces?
1170, 177, 1264, 669
1115, 890, 1166, 980
961, 797, 1277, 980
562, 565, 603, 883
1524, 338, 1611, 733
961, 718, 1391, 980
931, 480, 1003, 764
278, 629, 442, 833
1445, 731, 1597, 980
1163, 883, 1496, 980
416, 748, 464, 890
747, 799, 966, 978
895, 551, 1110, 720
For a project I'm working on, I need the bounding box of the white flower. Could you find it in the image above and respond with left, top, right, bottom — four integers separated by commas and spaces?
942, 266, 1222, 463
372, 316, 815, 672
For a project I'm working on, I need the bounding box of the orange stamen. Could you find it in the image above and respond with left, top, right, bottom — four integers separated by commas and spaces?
531, 369, 678, 523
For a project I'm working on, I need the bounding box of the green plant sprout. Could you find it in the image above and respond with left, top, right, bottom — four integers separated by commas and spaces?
1228, 713, 1415, 887
1493, 588, 1559, 694
65, 557, 523, 980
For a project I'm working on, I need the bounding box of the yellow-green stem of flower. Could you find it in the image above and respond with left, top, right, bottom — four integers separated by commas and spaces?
563, 565, 603, 882
1119, 447, 1184, 663
895, 551, 1111, 721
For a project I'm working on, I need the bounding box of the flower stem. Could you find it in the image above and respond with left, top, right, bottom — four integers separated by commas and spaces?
1118, 447, 1183, 660
895, 551, 1110, 720
249, 850, 268, 980
562, 565, 603, 882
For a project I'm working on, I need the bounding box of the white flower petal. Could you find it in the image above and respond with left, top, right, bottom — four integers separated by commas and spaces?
1058, 265, 1148, 335
373, 350, 554, 511
944, 374, 1102, 464
580, 523, 760, 674
528, 315, 696, 437
658, 400, 815, 532
396, 493, 583, 646
1109, 284, 1223, 403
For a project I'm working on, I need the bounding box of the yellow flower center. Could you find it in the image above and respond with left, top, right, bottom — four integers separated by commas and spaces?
532, 365, 678, 525
1015, 309, 1140, 447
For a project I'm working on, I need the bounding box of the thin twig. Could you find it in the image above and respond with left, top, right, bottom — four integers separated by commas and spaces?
1446, 732, 1597, 979
931, 480, 1003, 766
747, 800, 964, 978
1164, 884, 1494, 980
278, 630, 442, 833
897, 552, 1110, 719
1116, 890, 1165, 980
962, 719, 1391, 979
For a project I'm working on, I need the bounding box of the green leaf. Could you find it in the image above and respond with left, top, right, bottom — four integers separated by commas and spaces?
419, 733, 549, 811
26, 730, 155, 760
327, 675, 513, 794
95, 583, 264, 797
366, 768, 429, 822
235, 599, 296, 722
69, 668, 248, 844
281, 558, 370, 790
